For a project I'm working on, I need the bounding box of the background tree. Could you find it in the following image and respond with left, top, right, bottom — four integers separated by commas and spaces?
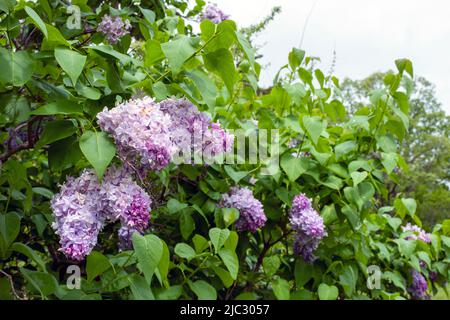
341, 73, 450, 227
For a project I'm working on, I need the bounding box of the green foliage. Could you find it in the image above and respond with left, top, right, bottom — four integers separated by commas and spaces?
0, 0, 448, 301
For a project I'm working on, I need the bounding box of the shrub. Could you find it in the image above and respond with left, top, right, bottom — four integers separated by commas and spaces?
0, 0, 448, 300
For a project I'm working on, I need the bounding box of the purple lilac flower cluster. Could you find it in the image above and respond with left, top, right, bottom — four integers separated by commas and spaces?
219, 187, 267, 233
51, 166, 151, 260
160, 98, 234, 163
97, 97, 233, 171
289, 194, 327, 263
200, 4, 230, 24
97, 97, 175, 172
97, 14, 131, 44
408, 269, 429, 299
401, 223, 431, 243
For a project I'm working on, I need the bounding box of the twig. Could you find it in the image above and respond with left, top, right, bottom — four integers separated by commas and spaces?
0, 270, 24, 300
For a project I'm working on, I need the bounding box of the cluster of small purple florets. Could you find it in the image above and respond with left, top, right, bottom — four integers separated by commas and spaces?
401, 223, 431, 243
200, 3, 230, 24
219, 187, 267, 233
289, 194, 327, 263
51, 166, 151, 260
97, 14, 131, 44
408, 269, 429, 299
97, 97, 233, 172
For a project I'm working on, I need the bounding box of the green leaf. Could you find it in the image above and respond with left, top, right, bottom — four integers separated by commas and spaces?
218, 248, 239, 280
174, 243, 196, 260
335, 141, 357, 160
209, 228, 230, 254
179, 212, 195, 240
204, 48, 237, 95
155, 285, 183, 300
342, 204, 361, 230
54, 47, 86, 85
129, 274, 154, 300
0, 48, 36, 86
188, 70, 217, 112
161, 36, 198, 74
382, 271, 406, 292
0, 0, 16, 13
132, 233, 163, 284
44, 24, 70, 46
288, 48, 305, 70
339, 265, 358, 297
263, 256, 280, 277
221, 208, 239, 227
394, 239, 416, 258
0, 212, 21, 259
156, 241, 170, 287
31, 100, 82, 115
401, 198, 417, 216
395, 58, 413, 77
167, 199, 188, 214
193, 234, 209, 253
351, 171, 368, 187
280, 154, 309, 181
212, 266, 234, 288
86, 251, 111, 282
295, 259, 314, 287
271, 278, 290, 300
20, 268, 57, 298
144, 39, 164, 67
139, 6, 156, 24
86, 45, 133, 64
35, 120, 77, 149
224, 165, 249, 184
236, 31, 255, 69
381, 152, 397, 174
79, 130, 116, 179
11, 242, 46, 272
48, 135, 82, 171
24, 6, 48, 38
303, 116, 325, 145
188, 280, 217, 300
318, 283, 339, 300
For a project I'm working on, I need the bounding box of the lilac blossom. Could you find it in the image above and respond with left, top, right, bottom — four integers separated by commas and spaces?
159, 98, 234, 163
50, 169, 104, 260
200, 4, 230, 24
97, 15, 131, 44
97, 97, 176, 171
408, 269, 429, 299
51, 166, 152, 259
289, 193, 327, 263
401, 223, 431, 243
219, 187, 267, 232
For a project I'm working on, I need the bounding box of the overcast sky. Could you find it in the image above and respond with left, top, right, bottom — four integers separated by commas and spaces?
213, 0, 450, 114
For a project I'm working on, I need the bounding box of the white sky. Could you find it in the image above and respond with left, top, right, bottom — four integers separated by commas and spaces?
214, 0, 450, 114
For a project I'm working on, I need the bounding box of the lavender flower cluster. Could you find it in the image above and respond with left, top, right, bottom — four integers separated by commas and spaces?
51, 166, 151, 260
408, 269, 429, 299
200, 3, 230, 24
401, 223, 431, 243
219, 187, 267, 233
97, 14, 131, 44
289, 194, 327, 263
97, 97, 233, 172
97, 97, 175, 172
